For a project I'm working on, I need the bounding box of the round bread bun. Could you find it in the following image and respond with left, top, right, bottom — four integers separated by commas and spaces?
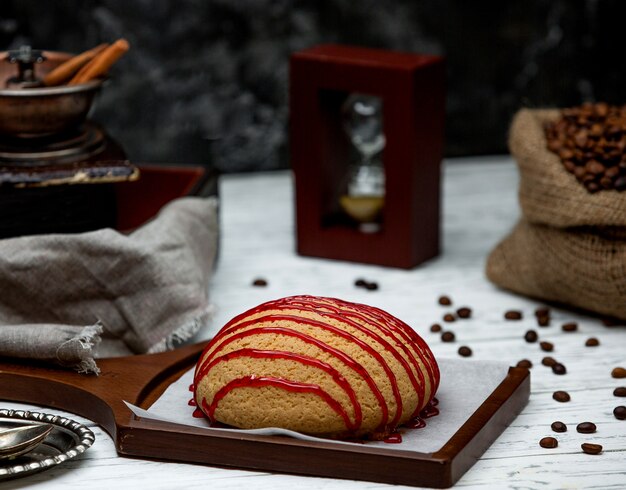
194, 295, 440, 438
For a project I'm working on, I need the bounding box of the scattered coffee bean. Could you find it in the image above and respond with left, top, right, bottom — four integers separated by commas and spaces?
561, 322, 578, 332
581, 443, 603, 455
614, 406, 626, 420
576, 422, 597, 434
443, 313, 456, 323
539, 437, 558, 449
553, 390, 571, 402
535, 308, 550, 326
252, 278, 268, 287
551, 421, 567, 433
537, 315, 550, 327
516, 359, 533, 369
430, 323, 442, 333
552, 363, 567, 375
524, 330, 538, 343
613, 387, 626, 397
355, 278, 378, 290
458, 346, 472, 357
602, 317, 625, 326
542, 356, 557, 367
456, 307, 472, 319
441, 331, 456, 342
504, 310, 523, 320
438, 295, 452, 306
585, 337, 600, 347
540, 341, 554, 352
611, 367, 626, 378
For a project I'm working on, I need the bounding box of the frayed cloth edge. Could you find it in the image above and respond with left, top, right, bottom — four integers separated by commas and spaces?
56, 321, 103, 375
147, 304, 215, 354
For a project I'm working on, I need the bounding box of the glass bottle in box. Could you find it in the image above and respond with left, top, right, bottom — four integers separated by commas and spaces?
340, 94, 386, 233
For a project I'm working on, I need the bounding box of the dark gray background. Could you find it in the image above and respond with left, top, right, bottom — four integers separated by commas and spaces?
1, 0, 624, 172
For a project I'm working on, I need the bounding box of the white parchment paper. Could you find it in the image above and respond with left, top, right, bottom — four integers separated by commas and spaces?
126, 358, 512, 453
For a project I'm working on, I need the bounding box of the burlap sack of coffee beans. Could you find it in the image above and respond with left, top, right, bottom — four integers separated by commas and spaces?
487, 108, 626, 320
511, 109, 626, 227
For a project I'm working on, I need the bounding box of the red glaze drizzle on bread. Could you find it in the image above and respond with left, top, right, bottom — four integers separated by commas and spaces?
194, 295, 440, 438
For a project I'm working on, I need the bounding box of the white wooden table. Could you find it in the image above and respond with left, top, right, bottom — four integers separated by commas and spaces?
2, 156, 625, 489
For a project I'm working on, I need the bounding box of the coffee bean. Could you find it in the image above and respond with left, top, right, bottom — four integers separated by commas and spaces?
595, 102, 609, 117
553, 390, 571, 402
252, 278, 268, 287
574, 130, 588, 147
561, 322, 578, 332
516, 359, 532, 369
573, 165, 586, 179
458, 345, 472, 357
614, 406, 626, 420
586, 160, 606, 175
438, 295, 452, 306
613, 387, 626, 397
611, 367, 626, 378
548, 139, 563, 152
615, 176, 626, 191
605, 165, 620, 179
546, 103, 626, 193
524, 330, 538, 343
585, 337, 600, 347
537, 315, 550, 327
539, 437, 558, 449
540, 341, 554, 352
535, 307, 550, 318
581, 443, 603, 455
589, 123, 603, 136
552, 363, 567, 375
551, 421, 567, 433
456, 307, 472, 319
443, 313, 456, 323
585, 180, 600, 193
602, 316, 626, 327
600, 176, 613, 189
504, 310, 522, 320
576, 422, 597, 433
430, 323, 442, 333
542, 356, 557, 367
441, 331, 455, 342
355, 278, 378, 290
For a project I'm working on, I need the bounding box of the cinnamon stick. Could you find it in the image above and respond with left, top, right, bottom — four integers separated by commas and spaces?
43, 43, 109, 86
68, 39, 130, 85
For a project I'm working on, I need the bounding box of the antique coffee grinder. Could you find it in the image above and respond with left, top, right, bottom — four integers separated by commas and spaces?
0, 46, 136, 238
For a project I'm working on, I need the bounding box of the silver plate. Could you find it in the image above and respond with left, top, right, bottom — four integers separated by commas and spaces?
0, 409, 95, 481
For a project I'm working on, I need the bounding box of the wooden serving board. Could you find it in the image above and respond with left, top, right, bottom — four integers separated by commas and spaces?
0, 344, 529, 488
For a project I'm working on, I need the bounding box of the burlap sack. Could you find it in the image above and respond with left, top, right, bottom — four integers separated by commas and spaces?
487, 220, 626, 320
487, 108, 626, 319
512, 109, 626, 227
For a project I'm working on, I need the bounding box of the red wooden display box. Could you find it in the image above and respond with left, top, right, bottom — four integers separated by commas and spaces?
290, 44, 445, 268
115, 164, 215, 231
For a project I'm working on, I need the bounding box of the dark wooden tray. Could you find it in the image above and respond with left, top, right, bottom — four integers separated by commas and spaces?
0, 344, 529, 488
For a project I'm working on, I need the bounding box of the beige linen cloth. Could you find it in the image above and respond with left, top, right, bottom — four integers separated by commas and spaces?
0, 196, 218, 374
